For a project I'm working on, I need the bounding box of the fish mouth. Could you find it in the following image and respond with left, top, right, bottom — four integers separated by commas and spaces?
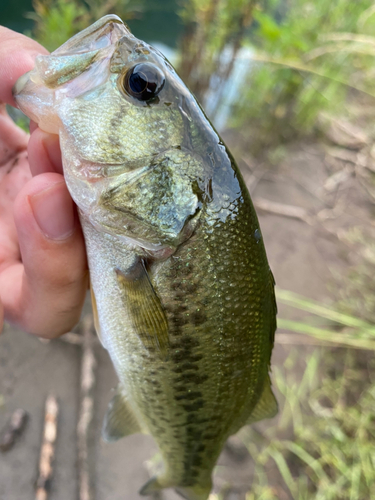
13, 71, 31, 96
13, 15, 132, 132
13, 15, 129, 98
52, 14, 129, 56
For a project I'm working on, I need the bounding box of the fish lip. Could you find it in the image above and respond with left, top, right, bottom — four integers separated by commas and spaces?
12, 71, 31, 100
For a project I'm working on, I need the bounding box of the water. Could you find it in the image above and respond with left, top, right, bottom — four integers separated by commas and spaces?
0, 0, 34, 33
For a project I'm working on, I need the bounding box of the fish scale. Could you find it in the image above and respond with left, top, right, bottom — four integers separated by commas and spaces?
13, 15, 278, 500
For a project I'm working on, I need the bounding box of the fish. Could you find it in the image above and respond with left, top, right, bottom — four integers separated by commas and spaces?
13, 15, 277, 500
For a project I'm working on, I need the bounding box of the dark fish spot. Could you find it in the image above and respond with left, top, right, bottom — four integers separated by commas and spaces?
170, 281, 182, 290
170, 315, 189, 329
175, 304, 188, 313
167, 269, 179, 281
186, 431, 203, 442
172, 363, 200, 373
203, 430, 220, 440
175, 373, 209, 385
174, 391, 203, 401
189, 354, 203, 363
171, 350, 187, 362
172, 349, 202, 363
180, 264, 194, 277
172, 336, 200, 349
190, 310, 207, 326
191, 455, 203, 467
174, 385, 189, 393
185, 282, 199, 294
182, 399, 205, 412
174, 290, 186, 301
189, 469, 200, 478
186, 414, 210, 425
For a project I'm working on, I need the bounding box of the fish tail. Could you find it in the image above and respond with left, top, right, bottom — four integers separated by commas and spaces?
139, 476, 212, 500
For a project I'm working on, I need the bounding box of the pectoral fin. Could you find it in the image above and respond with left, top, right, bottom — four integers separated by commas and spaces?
102, 385, 143, 442
116, 260, 169, 356
246, 376, 278, 425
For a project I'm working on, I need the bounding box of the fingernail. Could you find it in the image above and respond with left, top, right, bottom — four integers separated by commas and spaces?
29, 181, 75, 240
42, 134, 63, 173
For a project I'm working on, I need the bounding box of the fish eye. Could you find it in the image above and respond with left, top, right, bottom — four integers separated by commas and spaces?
121, 63, 165, 101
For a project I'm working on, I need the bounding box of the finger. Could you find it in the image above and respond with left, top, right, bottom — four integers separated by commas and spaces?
0, 104, 28, 160
0, 173, 88, 338
0, 298, 3, 334
28, 127, 63, 175
29, 120, 38, 134
0, 27, 48, 107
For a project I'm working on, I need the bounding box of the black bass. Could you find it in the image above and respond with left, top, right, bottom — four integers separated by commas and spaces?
13, 15, 277, 500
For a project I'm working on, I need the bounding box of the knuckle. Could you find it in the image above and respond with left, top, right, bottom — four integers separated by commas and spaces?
46, 261, 88, 292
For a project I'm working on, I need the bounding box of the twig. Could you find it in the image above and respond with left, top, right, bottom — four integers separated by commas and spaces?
275, 332, 373, 349
0, 409, 28, 452
60, 332, 85, 345
323, 166, 352, 192
77, 315, 97, 500
35, 395, 59, 500
325, 146, 358, 164
275, 332, 332, 347
254, 197, 314, 224
241, 157, 267, 194
59, 331, 99, 346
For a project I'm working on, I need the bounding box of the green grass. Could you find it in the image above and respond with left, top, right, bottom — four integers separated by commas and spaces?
231, 0, 375, 154
239, 348, 375, 499
276, 288, 375, 351
222, 289, 375, 499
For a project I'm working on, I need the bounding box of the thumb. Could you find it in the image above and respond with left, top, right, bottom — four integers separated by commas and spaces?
0, 298, 3, 334
2, 173, 88, 337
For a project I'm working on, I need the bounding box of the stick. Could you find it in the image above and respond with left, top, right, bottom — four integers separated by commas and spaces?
275, 332, 371, 349
35, 395, 59, 500
59, 331, 99, 346
254, 197, 314, 224
0, 408, 28, 452
77, 315, 97, 500
60, 332, 85, 345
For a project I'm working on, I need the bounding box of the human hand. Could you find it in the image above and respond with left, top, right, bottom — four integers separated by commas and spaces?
0, 27, 88, 338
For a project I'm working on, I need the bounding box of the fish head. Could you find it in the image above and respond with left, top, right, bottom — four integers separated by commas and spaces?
14, 15, 210, 252
13, 14, 189, 164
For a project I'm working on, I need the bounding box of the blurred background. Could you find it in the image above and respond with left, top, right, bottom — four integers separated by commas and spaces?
1, 1, 375, 499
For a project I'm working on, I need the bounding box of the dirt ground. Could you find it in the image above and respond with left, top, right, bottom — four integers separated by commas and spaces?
0, 136, 369, 500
